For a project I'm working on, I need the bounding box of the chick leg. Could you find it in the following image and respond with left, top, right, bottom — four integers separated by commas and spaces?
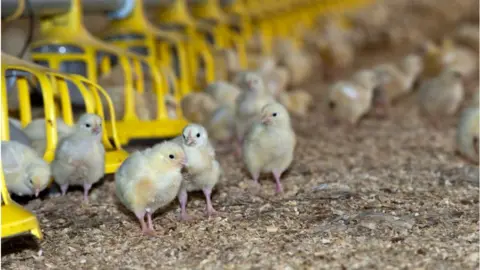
178, 189, 193, 221
146, 210, 156, 233
272, 169, 284, 193
60, 184, 69, 196
83, 183, 92, 202
251, 171, 260, 185
202, 187, 217, 217
135, 212, 154, 236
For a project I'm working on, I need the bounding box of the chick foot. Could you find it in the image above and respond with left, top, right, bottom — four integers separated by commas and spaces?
272, 169, 284, 193
60, 184, 69, 196
83, 183, 92, 202
178, 190, 193, 221
203, 188, 222, 218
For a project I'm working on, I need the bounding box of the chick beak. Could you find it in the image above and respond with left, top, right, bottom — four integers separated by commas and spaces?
35, 189, 40, 198
92, 125, 101, 135
181, 157, 188, 166
261, 116, 271, 125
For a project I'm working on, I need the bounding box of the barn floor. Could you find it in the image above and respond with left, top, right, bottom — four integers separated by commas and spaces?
2, 46, 480, 270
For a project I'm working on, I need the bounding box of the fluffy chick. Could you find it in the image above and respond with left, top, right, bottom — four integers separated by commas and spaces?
418, 69, 464, 126
235, 72, 276, 149
180, 92, 219, 125
23, 118, 74, 156
205, 105, 236, 147
243, 102, 296, 193
51, 113, 105, 201
259, 66, 290, 98
173, 124, 221, 220
1, 140, 51, 197
456, 107, 479, 164
115, 141, 187, 235
373, 54, 424, 110
204, 81, 241, 109
327, 70, 379, 125
278, 89, 313, 117
316, 36, 355, 80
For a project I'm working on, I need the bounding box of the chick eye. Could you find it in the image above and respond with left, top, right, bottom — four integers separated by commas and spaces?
196, 133, 200, 138
169, 154, 175, 159
272, 113, 277, 117
85, 123, 91, 128
328, 101, 336, 110
29, 178, 33, 184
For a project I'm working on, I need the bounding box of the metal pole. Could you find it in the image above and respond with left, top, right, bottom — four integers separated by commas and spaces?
1, 0, 175, 19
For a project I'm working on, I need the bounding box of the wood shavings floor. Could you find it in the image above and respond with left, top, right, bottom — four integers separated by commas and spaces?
2, 52, 479, 270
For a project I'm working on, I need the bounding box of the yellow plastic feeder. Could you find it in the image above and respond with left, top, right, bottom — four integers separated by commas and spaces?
30, 0, 188, 145
151, 0, 216, 89
2, 53, 128, 174
100, 0, 191, 97
188, 0, 248, 69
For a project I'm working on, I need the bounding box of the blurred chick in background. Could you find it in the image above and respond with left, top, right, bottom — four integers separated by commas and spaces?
418, 69, 464, 127
115, 142, 186, 235
1, 140, 51, 198
23, 118, 73, 156
180, 92, 219, 126
204, 81, 241, 109
243, 103, 296, 193
326, 69, 379, 125
278, 89, 313, 117
51, 113, 105, 201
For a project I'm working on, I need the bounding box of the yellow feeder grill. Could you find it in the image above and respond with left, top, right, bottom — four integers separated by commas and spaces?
2, 53, 128, 174
30, 0, 188, 145
101, 0, 191, 97
188, 0, 248, 70
150, 0, 216, 89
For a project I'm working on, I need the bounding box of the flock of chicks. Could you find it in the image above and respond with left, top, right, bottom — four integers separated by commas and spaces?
2, 0, 479, 237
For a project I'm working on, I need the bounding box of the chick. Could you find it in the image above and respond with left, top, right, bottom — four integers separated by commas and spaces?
316, 36, 355, 80
456, 107, 479, 164
51, 113, 105, 201
279, 49, 312, 87
234, 72, 275, 155
173, 124, 221, 220
23, 118, 74, 156
9, 118, 32, 147
278, 89, 313, 117
373, 54, 424, 111
326, 70, 379, 125
205, 105, 236, 148
1, 140, 51, 197
204, 81, 241, 109
180, 92, 219, 125
418, 69, 464, 126
243, 102, 296, 193
259, 66, 290, 98
115, 141, 187, 235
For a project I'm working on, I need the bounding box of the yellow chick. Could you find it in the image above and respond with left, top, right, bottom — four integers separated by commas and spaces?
316, 36, 355, 80
23, 118, 74, 156
277, 89, 313, 117
1, 141, 51, 197
373, 54, 424, 108
180, 92, 219, 125
173, 124, 221, 220
418, 69, 464, 125
456, 107, 479, 164
234, 72, 275, 149
204, 81, 241, 109
242, 102, 296, 193
51, 113, 105, 201
326, 70, 379, 125
115, 141, 187, 235
279, 49, 313, 87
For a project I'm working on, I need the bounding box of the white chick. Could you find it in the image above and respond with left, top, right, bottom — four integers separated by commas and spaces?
326, 70, 379, 125
205, 105, 236, 148
23, 118, 74, 156
456, 107, 479, 164
9, 118, 32, 147
115, 141, 187, 235
173, 124, 221, 220
234, 72, 275, 156
1, 141, 51, 197
242, 102, 296, 193
418, 69, 464, 126
51, 113, 105, 201
204, 81, 241, 109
